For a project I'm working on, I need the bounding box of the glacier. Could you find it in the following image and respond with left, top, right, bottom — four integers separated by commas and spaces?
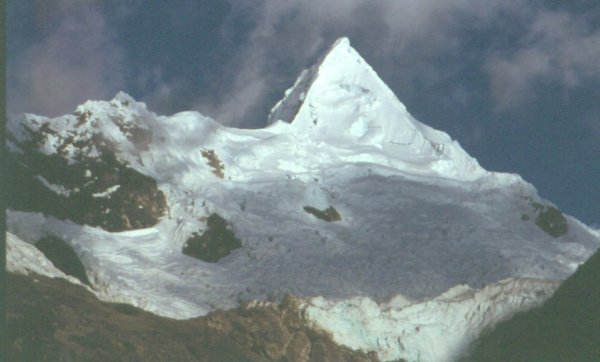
6, 37, 600, 361
301, 278, 559, 361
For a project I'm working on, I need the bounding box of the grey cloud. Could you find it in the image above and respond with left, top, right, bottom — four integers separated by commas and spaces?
584, 112, 600, 138
10, 0, 598, 130
196, 0, 536, 126
212, 0, 599, 125
7, 3, 125, 117
191, 0, 334, 126
486, 10, 600, 111
486, 49, 553, 110
195, 0, 443, 125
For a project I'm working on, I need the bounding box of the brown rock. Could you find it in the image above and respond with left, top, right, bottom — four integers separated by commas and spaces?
6, 121, 167, 232
6, 273, 379, 362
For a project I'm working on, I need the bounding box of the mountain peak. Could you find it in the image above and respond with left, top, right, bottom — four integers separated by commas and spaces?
269, 36, 404, 135
318, 37, 363, 70
269, 37, 486, 180
327, 36, 351, 53
267, 37, 371, 126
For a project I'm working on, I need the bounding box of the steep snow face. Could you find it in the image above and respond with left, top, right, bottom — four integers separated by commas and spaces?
302, 278, 559, 362
269, 37, 485, 181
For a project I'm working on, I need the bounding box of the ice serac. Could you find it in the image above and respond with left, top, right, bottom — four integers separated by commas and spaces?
301, 278, 560, 362
269, 37, 485, 181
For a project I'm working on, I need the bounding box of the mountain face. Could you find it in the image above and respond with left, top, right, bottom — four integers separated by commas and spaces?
6, 94, 167, 231
268, 38, 484, 181
6, 38, 600, 362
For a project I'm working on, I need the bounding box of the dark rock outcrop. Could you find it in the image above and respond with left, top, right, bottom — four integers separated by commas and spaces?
6, 273, 378, 362
34, 235, 91, 286
521, 199, 568, 238
183, 213, 242, 262
201, 149, 225, 179
6, 107, 167, 232
303, 206, 342, 222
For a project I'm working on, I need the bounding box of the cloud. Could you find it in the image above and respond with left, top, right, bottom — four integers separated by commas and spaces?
191, 0, 434, 125
7, 2, 125, 117
584, 112, 600, 138
486, 10, 600, 110
191, 0, 600, 128
192, 0, 537, 126
8, 0, 599, 129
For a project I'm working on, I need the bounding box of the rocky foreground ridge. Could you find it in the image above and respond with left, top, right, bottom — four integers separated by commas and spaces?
7, 240, 600, 361
6, 272, 377, 362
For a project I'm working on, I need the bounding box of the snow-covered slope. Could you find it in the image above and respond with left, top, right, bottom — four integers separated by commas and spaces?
7, 232, 91, 289
269, 37, 485, 181
7, 38, 600, 361
301, 278, 559, 362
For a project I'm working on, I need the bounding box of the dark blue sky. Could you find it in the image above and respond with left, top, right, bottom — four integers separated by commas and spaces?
7, 0, 599, 226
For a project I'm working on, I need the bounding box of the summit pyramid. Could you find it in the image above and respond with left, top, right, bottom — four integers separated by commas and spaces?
270, 37, 485, 180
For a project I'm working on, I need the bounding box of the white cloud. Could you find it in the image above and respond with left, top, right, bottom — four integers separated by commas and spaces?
196, 0, 539, 126
7, 3, 125, 117
9, 0, 599, 128
486, 10, 600, 110
194, 0, 443, 125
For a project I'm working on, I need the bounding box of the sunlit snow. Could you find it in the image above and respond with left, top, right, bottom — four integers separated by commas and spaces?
7, 37, 600, 362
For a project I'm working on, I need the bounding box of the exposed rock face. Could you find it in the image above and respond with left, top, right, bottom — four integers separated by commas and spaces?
5, 148, 166, 232
533, 204, 568, 238
303, 206, 342, 222
6, 98, 167, 232
521, 198, 568, 238
6, 273, 378, 362
182, 213, 243, 262
201, 149, 225, 179
34, 235, 91, 286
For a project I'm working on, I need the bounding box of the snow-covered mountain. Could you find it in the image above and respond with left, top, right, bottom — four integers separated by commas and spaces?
6, 38, 600, 361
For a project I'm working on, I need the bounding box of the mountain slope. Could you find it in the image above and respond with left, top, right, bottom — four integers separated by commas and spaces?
6, 38, 600, 361
269, 37, 484, 181
300, 278, 560, 361
6, 272, 377, 362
